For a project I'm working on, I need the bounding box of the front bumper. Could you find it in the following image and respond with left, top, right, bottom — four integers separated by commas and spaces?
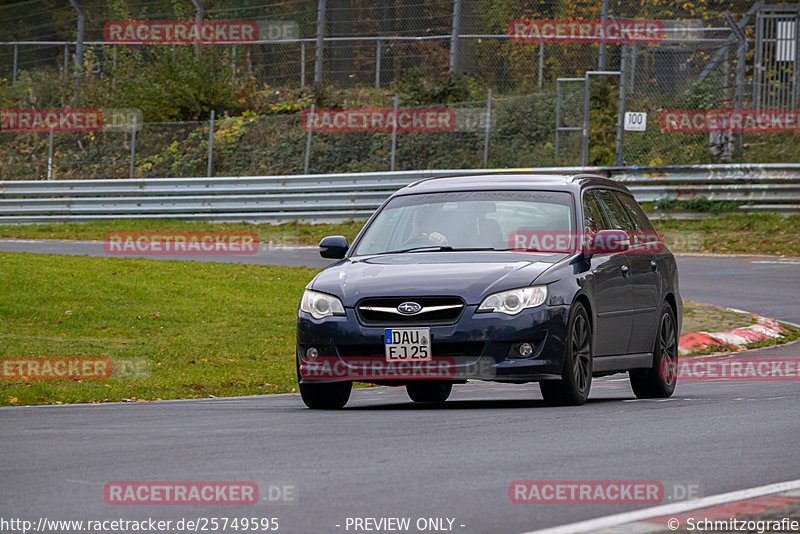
296, 304, 570, 384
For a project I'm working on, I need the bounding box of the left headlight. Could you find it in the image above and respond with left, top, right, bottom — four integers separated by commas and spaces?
477, 285, 548, 315
300, 289, 346, 319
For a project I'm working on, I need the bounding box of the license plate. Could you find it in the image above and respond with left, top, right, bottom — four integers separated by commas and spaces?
384, 328, 431, 361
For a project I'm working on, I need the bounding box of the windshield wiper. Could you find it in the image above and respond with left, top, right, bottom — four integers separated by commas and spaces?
374, 246, 498, 255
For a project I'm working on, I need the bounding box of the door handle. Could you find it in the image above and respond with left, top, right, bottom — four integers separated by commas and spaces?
621, 265, 629, 277
650, 260, 657, 271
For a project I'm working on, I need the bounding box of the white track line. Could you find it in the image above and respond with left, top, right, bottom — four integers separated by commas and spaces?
520, 478, 800, 534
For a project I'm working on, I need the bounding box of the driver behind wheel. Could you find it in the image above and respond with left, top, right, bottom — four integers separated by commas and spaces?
407, 207, 449, 246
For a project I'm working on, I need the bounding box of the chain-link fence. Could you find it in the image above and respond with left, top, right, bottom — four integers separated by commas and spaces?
1, 0, 799, 179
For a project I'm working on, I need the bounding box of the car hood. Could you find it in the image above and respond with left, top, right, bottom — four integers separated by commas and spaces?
310, 251, 567, 306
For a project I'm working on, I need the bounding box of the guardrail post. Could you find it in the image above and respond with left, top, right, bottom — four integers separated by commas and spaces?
47, 127, 54, 180
207, 110, 215, 178
483, 88, 492, 168
304, 103, 315, 174
129, 116, 137, 179
390, 94, 398, 171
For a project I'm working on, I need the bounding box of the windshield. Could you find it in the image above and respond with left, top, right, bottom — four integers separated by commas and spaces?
353, 190, 575, 256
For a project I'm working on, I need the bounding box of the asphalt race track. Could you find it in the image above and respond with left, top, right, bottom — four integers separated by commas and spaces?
1, 240, 799, 533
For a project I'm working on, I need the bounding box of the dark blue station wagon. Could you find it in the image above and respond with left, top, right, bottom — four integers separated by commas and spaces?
296, 173, 681, 409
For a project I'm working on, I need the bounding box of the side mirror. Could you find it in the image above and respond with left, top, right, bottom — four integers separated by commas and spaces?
585, 229, 630, 255
319, 235, 349, 259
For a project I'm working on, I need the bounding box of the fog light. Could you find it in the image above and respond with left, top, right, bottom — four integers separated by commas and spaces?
518, 343, 534, 357
306, 347, 319, 360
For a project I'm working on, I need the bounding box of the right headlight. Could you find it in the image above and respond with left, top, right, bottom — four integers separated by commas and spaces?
299, 289, 346, 320
477, 285, 548, 315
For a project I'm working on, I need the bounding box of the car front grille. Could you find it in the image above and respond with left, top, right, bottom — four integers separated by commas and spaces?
355, 296, 466, 326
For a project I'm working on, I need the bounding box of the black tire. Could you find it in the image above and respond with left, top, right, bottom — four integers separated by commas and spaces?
299, 381, 352, 409
540, 302, 592, 406
296, 355, 351, 409
406, 382, 452, 404
630, 303, 678, 399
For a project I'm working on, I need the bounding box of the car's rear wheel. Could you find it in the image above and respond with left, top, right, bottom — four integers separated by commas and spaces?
540, 302, 592, 406
406, 382, 452, 404
630, 303, 678, 399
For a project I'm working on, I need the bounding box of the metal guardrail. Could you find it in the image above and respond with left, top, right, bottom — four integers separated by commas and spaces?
1, 164, 799, 224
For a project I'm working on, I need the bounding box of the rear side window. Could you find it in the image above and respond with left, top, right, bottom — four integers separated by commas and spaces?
594, 189, 635, 232
582, 190, 608, 242
614, 192, 655, 232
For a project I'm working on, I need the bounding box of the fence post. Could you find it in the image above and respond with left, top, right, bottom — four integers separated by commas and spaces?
67, 0, 85, 99
300, 42, 306, 87
390, 94, 398, 171
538, 43, 543, 90
304, 103, 315, 174
129, 116, 137, 179
614, 45, 629, 166
581, 76, 590, 167
191, 0, 202, 59
598, 0, 609, 70
555, 80, 561, 161
12, 44, 18, 86
724, 11, 747, 159
231, 45, 236, 76
483, 88, 492, 168
112, 45, 117, 88
47, 127, 54, 180
449, 0, 462, 81
375, 38, 381, 88
314, 0, 326, 88
207, 110, 215, 178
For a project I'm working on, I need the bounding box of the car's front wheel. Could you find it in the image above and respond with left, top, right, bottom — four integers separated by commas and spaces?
297, 356, 352, 409
406, 382, 452, 404
540, 302, 592, 406
299, 381, 352, 409
630, 303, 678, 398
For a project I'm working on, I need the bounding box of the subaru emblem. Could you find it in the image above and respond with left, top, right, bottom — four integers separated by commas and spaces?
397, 302, 422, 315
